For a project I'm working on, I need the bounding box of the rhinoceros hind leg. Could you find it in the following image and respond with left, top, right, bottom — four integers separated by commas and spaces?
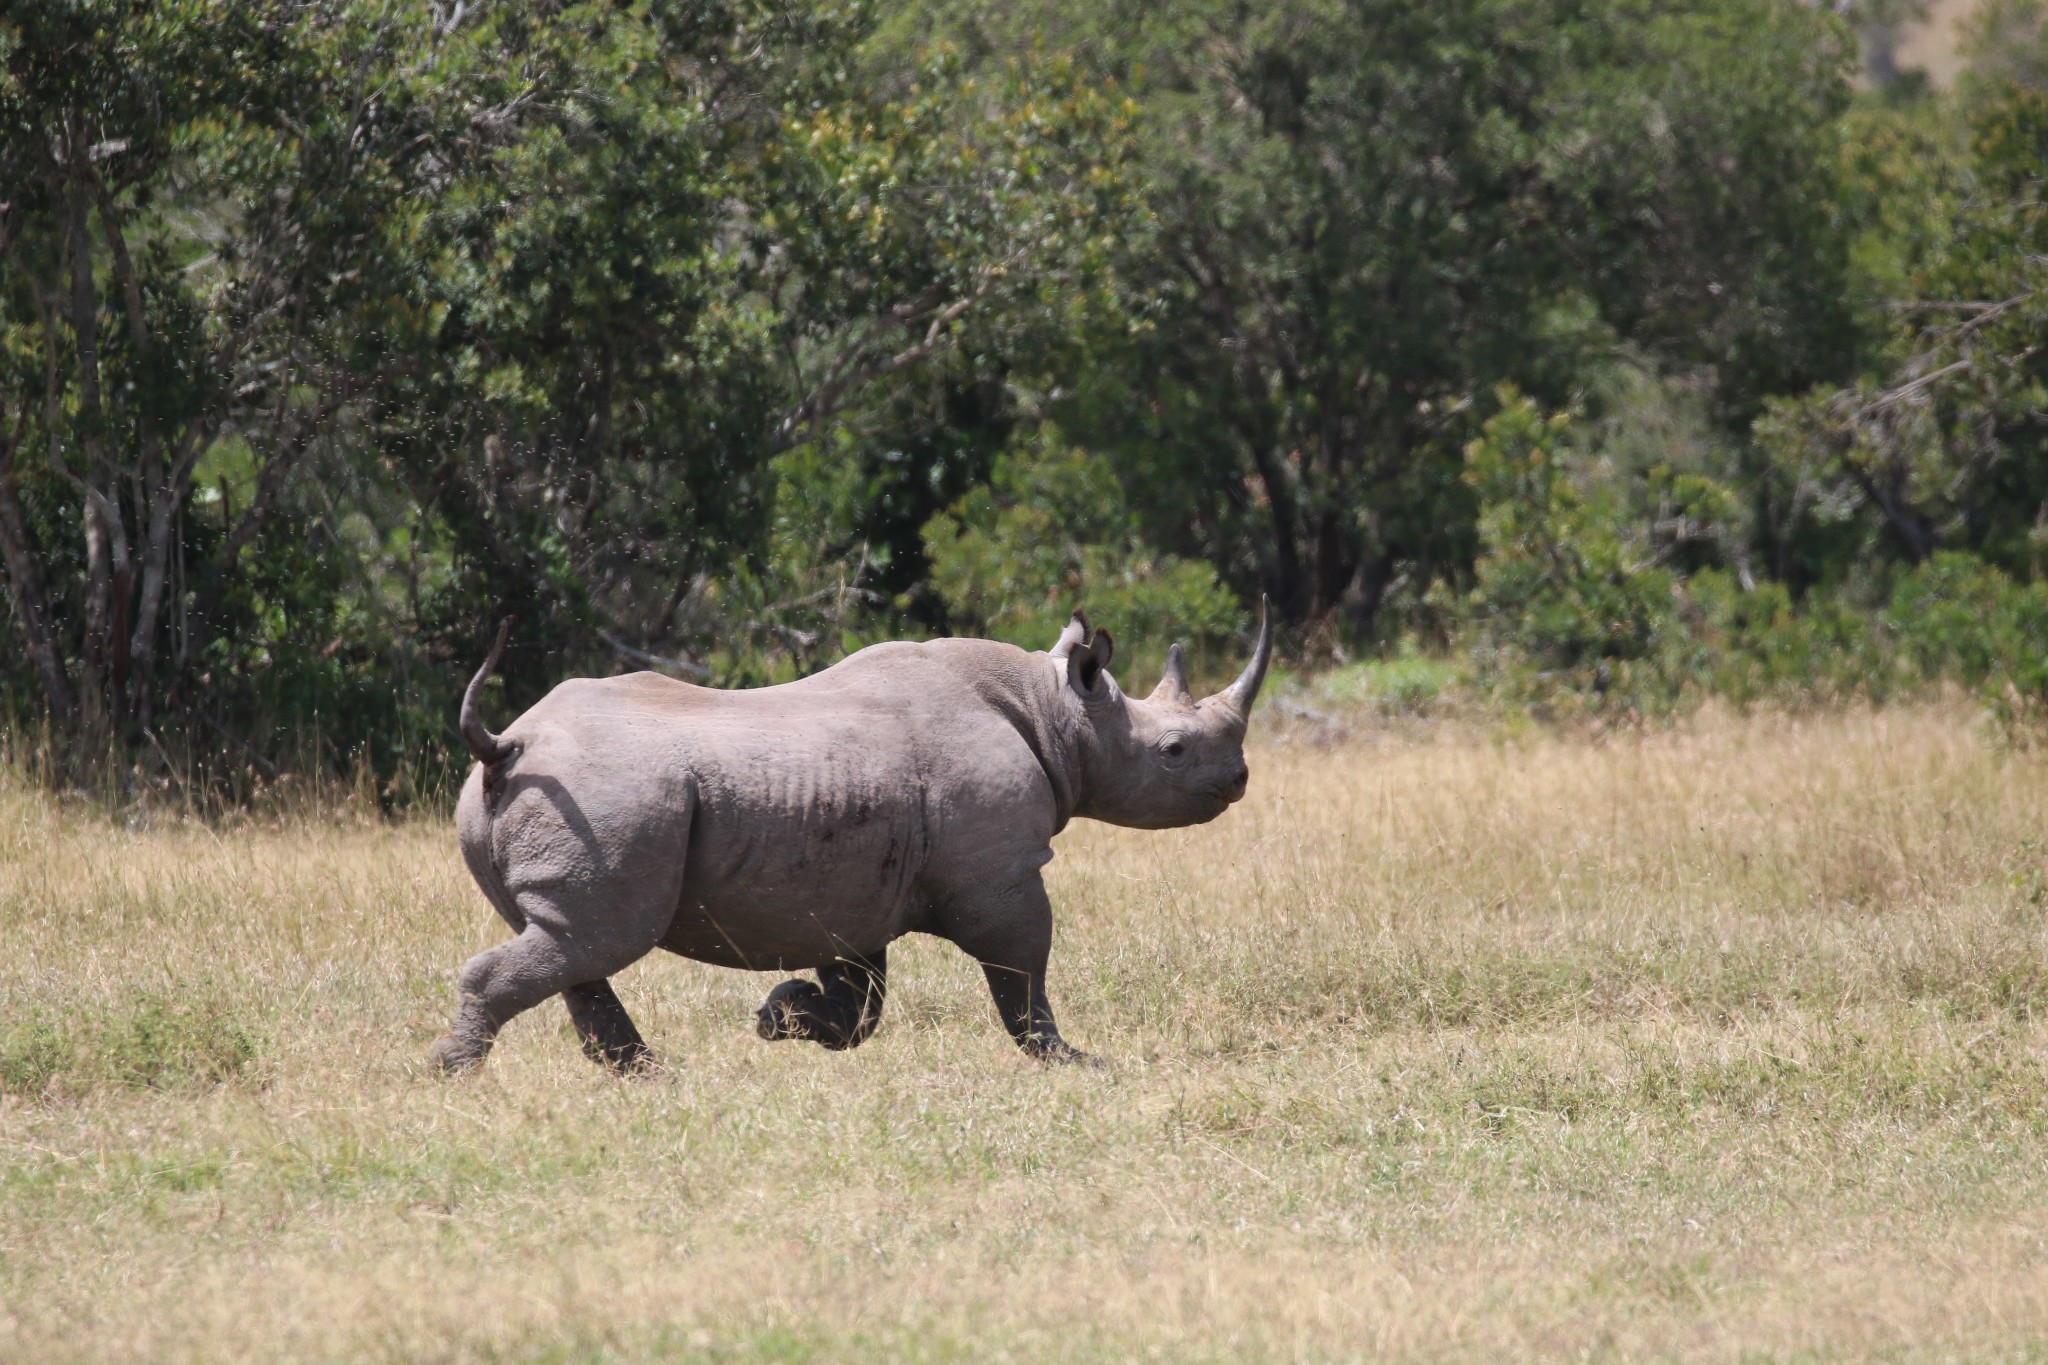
562, 978, 656, 1074
431, 918, 657, 1075
428, 993, 498, 1075
755, 950, 887, 1051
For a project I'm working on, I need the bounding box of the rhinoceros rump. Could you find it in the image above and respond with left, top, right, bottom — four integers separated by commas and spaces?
429, 604, 1271, 1073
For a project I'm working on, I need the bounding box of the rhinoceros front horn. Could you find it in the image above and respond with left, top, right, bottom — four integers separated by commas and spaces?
1218, 595, 1272, 721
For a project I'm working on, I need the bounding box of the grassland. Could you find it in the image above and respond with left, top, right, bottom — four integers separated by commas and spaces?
3, 704, 2048, 1361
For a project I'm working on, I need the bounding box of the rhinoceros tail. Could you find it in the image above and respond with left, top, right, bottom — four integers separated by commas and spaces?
461, 617, 521, 766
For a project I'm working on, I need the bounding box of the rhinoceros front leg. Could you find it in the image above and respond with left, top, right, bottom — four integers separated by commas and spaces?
947, 873, 1093, 1065
756, 949, 887, 1051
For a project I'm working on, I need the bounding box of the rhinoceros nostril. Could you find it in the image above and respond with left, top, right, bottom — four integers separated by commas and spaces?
1207, 771, 1248, 806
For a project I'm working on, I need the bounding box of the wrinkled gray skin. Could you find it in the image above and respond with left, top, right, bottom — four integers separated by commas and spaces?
429, 603, 1271, 1074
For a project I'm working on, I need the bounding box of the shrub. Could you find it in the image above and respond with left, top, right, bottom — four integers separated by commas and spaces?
1455, 391, 1685, 709
1679, 571, 1889, 706
923, 427, 1244, 680
1887, 553, 2048, 731
1441, 395, 2048, 722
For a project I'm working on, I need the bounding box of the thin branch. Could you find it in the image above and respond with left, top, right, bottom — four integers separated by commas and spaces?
1849, 356, 1975, 418
88, 166, 149, 353
1882, 298, 2027, 312
593, 628, 711, 680
219, 395, 339, 574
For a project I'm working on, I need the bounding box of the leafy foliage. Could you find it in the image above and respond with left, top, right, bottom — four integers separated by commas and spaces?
1459, 392, 1675, 684
1754, 61, 2048, 583
922, 428, 1240, 679
0, 0, 1136, 797
1010, 0, 1859, 639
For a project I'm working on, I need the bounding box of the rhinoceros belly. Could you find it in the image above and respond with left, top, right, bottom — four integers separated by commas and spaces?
660, 764, 928, 971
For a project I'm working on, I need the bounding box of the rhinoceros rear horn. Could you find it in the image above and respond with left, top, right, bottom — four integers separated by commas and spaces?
1218, 595, 1271, 721
1150, 642, 1192, 704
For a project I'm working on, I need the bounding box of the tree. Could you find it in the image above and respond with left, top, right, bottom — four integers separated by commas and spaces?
922, 424, 1240, 678
0, 0, 299, 730
894, 0, 1859, 641
0, 0, 1139, 791
1755, 66, 2048, 581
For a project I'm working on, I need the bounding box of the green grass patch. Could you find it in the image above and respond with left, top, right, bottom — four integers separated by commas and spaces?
0, 986, 259, 1098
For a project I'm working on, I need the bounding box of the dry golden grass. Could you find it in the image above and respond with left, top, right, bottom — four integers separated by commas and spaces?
4, 704, 2048, 1361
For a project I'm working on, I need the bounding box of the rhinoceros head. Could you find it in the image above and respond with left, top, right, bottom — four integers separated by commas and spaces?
1049, 598, 1271, 829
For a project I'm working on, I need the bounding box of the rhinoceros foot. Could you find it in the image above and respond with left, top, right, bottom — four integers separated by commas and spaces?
428, 1031, 487, 1076
756, 978, 823, 1041
1022, 1035, 1104, 1068
756, 957, 888, 1051
428, 992, 500, 1075
563, 979, 659, 1075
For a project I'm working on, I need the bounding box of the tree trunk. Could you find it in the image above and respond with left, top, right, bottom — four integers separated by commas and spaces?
1233, 356, 1305, 620
128, 444, 176, 727
1346, 546, 1398, 639
1842, 461, 1931, 565
80, 492, 113, 708
80, 486, 135, 721
98, 170, 175, 727
1307, 505, 1353, 622
1247, 439, 1304, 620
1305, 370, 1358, 624
0, 435, 74, 719
59, 122, 137, 722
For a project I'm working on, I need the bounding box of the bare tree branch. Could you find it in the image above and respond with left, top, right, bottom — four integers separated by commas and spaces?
593, 628, 712, 680
771, 247, 1030, 451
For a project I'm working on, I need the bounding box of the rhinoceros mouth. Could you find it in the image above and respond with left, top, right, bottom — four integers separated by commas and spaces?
1205, 780, 1248, 808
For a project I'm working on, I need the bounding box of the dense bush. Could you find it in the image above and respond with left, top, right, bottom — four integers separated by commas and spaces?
1456, 392, 1678, 692
1457, 393, 2048, 730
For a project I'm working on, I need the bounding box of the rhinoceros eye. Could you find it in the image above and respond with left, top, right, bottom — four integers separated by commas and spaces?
1162, 738, 1186, 759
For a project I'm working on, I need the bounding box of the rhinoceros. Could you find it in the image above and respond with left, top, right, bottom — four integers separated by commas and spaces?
429, 603, 1270, 1073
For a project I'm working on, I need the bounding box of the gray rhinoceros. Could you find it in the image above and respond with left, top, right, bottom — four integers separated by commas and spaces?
429, 603, 1270, 1073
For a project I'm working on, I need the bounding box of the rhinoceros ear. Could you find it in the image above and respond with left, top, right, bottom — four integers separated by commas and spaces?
1049, 609, 1090, 661
1066, 626, 1114, 697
